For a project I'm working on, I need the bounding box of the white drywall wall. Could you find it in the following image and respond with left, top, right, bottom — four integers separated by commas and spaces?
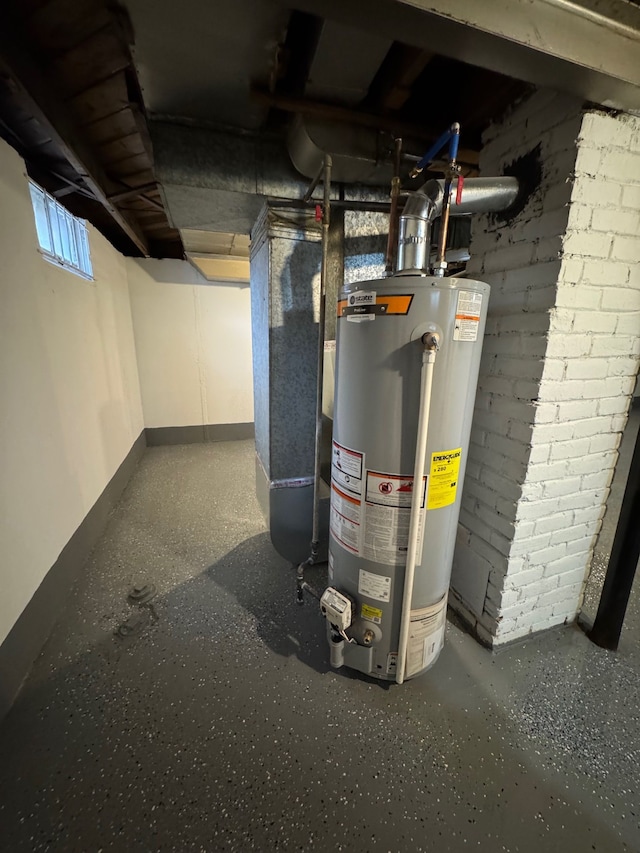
127, 259, 254, 428
0, 140, 144, 646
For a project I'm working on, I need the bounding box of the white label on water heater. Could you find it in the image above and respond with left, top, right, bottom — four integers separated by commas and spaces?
453, 290, 482, 342
332, 441, 363, 496
358, 569, 391, 603
330, 484, 361, 555
346, 290, 377, 323
362, 471, 426, 566
405, 596, 447, 678
365, 472, 426, 509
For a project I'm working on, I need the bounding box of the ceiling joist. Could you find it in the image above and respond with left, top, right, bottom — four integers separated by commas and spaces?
0, 18, 149, 255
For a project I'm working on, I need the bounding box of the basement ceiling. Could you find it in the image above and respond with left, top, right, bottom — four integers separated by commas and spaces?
1, 0, 639, 258
0, 0, 182, 258
123, 0, 527, 150
182, 229, 250, 282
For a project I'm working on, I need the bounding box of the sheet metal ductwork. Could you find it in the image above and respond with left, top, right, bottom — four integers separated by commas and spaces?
397, 177, 519, 272
287, 115, 395, 185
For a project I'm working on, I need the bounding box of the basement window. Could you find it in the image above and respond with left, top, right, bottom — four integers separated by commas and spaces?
29, 181, 93, 279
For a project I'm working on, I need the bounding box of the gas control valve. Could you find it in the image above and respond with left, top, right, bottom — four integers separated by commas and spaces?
320, 587, 353, 632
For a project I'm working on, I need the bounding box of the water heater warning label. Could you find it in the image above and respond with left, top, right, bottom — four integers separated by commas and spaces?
361, 603, 383, 624
453, 290, 482, 342
330, 484, 361, 555
362, 470, 426, 566
365, 472, 426, 508
332, 441, 363, 496
427, 448, 462, 510
358, 569, 391, 602
406, 596, 447, 677
330, 442, 365, 556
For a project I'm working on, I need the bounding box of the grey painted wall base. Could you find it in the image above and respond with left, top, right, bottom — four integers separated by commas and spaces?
0, 431, 146, 722
145, 423, 254, 446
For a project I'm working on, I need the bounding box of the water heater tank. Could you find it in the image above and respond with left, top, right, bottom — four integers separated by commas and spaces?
327, 272, 489, 681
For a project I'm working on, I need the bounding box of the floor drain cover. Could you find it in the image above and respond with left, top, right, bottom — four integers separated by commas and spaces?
128, 583, 157, 604
115, 611, 150, 638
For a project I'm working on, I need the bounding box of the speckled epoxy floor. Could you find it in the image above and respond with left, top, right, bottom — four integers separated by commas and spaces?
0, 439, 639, 853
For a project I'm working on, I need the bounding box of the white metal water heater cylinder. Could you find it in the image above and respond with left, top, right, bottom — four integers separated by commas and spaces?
327, 273, 489, 681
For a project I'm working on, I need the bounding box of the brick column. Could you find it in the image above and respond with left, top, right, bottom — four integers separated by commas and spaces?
450, 91, 640, 644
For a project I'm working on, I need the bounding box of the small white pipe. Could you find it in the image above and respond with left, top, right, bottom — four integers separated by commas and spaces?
396, 337, 438, 685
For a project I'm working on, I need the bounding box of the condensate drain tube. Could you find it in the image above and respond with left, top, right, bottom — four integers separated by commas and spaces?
396, 332, 439, 685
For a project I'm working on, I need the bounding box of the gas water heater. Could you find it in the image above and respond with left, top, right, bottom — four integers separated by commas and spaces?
312, 133, 519, 682
324, 272, 488, 681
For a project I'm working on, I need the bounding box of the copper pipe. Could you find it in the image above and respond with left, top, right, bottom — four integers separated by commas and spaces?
385, 138, 403, 274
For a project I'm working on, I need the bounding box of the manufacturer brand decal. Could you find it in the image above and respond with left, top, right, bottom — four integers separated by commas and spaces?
348, 290, 376, 306
337, 294, 414, 318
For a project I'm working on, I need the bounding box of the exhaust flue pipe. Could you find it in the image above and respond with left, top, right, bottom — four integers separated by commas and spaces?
396, 177, 519, 274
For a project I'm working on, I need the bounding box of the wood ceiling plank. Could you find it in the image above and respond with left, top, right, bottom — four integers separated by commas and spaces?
116, 192, 164, 213
363, 43, 434, 113
50, 26, 130, 98
106, 166, 155, 187
81, 108, 139, 145
67, 73, 130, 126
98, 132, 147, 165
107, 182, 158, 204
106, 152, 152, 177
25, 0, 109, 57
118, 201, 162, 214
0, 29, 149, 255
140, 219, 174, 232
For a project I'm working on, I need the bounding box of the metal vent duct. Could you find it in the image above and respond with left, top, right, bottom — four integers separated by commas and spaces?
287, 115, 394, 185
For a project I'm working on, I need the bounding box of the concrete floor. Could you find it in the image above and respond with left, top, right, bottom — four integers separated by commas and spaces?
1, 438, 639, 852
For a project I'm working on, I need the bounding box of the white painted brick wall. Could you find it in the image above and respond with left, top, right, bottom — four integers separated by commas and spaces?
451, 91, 640, 646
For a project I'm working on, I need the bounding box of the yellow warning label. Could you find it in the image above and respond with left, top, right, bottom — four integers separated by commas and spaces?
427, 448, 462, 510
361, 603, 383, 624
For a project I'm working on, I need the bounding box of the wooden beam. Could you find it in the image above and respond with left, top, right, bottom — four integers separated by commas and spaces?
0, 24, 149, 256
107, 151, 152, 178
107, 182, 158, 204
138, 194, 164, 213
140, 219, 174, 233
364, 44, 434, 112
111, 181, 164, 213
49, 170, 94, 199
251, 87, 479, 165
278, 11, 324, 99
